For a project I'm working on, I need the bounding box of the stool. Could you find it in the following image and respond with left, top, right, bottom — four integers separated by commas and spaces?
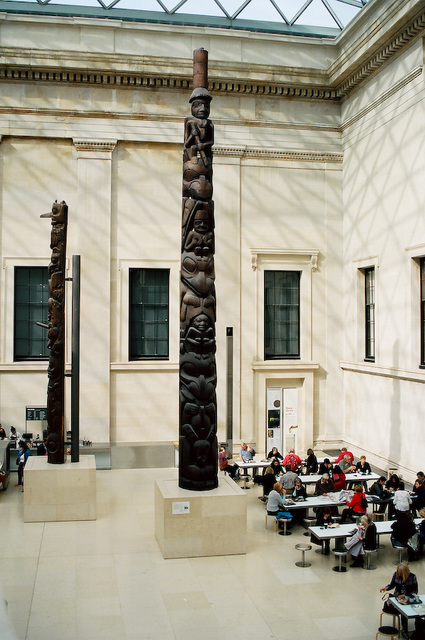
391, 541, 407, 565
332, 549, 348, 572
295, 543, 312, 567
303, 517, 315, 536
376, 611, 400, 639
363, 548, 378, 570
265, 513, 278, 532
277, 516, 293, 536
240, 475, 250, 490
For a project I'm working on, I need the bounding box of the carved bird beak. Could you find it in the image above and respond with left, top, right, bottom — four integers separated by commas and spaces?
40, 211, 53, 218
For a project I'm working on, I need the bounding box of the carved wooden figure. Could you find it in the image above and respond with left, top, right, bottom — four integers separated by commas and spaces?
41, 200, 67, 464
179, 49, 218, 490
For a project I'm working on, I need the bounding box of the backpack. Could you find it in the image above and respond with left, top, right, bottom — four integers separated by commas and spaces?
360, 495, 368, 510
288, 454, 297, 471
250, 448, 256, 457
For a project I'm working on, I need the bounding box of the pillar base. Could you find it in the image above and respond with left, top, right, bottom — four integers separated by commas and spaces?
155, 475, 246, 559
23, 455, 96, 522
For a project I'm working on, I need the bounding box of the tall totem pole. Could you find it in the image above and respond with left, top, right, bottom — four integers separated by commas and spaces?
179, 49, 218, 491
41, 200, 67, 464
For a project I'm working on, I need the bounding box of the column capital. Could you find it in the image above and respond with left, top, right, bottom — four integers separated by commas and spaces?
73, 139, 117, 158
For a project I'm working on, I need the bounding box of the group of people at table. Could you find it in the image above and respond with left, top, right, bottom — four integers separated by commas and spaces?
219, 443, 425, 562
224, 444, 425, 637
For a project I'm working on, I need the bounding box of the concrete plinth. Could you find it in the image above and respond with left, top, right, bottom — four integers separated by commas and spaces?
155, 475, 246, 559
23, 455, 96, 522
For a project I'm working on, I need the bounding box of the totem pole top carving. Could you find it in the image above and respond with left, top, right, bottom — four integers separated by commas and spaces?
179, 49, 218, 491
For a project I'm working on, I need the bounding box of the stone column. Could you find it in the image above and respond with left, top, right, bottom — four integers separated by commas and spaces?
72, 140, 116, 443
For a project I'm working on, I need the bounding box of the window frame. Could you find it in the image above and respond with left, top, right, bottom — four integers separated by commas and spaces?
14, 265, 49, 362
129, 267, 170, 361
264, 269, 300, 360
364, 266, 375, 362
420, 258, 425, 367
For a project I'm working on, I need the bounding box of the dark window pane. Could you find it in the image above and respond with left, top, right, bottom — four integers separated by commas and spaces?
129, 269, 169, 359
421, 258, 425, 366
365, 267, 375, 361
14, 267, 49, 360
264, 271, 300, 359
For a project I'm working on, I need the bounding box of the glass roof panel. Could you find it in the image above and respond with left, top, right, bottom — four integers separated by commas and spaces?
0, 0, 370, 37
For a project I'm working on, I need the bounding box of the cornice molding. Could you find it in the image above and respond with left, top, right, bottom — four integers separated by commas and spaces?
0, 9, 423, 102
215, 147, 343, 163
335, 10, 425, 98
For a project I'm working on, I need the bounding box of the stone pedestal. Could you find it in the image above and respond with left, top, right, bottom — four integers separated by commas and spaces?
155, 475, 246, 559
23, 455, 96, 522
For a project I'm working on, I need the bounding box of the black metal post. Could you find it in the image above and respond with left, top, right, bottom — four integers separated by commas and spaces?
226, 327, 233, 458
71, 255, 80, 463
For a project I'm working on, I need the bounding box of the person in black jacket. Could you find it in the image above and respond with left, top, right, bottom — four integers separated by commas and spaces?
304, 448, 318, 474
391, 512, 417, 561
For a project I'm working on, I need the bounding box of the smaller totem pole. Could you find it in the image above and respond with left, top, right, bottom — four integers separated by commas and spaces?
41, 200, 68, 464
179, 49, 218, 491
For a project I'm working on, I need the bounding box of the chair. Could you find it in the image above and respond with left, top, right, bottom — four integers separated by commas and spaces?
372, 502, 386, 521
295, 543, 312, 567
376, 611, 400, 640
277, 516, 293, 536
363, 548, 378, 570
332, 548, 348, 572
391, 539, 407, 565
265, 512, 278, 532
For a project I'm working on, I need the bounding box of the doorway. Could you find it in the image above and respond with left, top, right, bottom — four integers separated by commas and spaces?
266, 387, 298, 456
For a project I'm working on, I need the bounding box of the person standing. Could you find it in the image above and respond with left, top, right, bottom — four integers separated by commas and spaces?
15, 440, 31, 487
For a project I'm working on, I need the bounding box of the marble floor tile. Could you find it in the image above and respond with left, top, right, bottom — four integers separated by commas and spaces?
1, 466, 423, 639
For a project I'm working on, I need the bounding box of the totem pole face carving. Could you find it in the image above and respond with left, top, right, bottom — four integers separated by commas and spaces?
179, 50, 218, 490
41, 200, 68, 464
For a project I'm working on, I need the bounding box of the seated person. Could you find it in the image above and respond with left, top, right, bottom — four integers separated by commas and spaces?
417, 507, 425, 557
318, 458, 333, 476
218, 445, 237, 478
391, 511, 417, 548
332, 465, 346, 491
335, 447, 354, 465
393, 482, 412, 516
314, 473, 335, 496
304, 448, 318, 474
340, 454, 356, 473
36, 439, 48, 456
266, 482, 292, 522
340, 484, 367, 522
292, 477, 307, 501
369, 475, 390, 513
280, 465, 298, 493
270, 458, 283, 478
261, 466, 276, 500
239, 442, 254, 463
380, 563, 419, 637
355, 455, 371, 474
417, 471, 425, 484
0, 424, 6, 440
310, 507, 333, 555
267, 446, 283, 462
411, 479, 425, 515
362, 513, 377, 550
386, 473, 401, 494
282, 449, 302, 473
9, 426, 21, 441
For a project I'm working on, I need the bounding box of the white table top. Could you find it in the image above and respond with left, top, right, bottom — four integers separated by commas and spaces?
388, 594, 425, 619
301, 472, 380, 485
284, 492, 356, 510
309, 518, 422, 540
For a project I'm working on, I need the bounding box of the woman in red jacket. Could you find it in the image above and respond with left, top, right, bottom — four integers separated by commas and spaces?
340, 484, 367, 523
332, 465, 346, 491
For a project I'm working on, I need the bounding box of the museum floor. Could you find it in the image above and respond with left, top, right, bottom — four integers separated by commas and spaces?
1, 466, 424, 640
